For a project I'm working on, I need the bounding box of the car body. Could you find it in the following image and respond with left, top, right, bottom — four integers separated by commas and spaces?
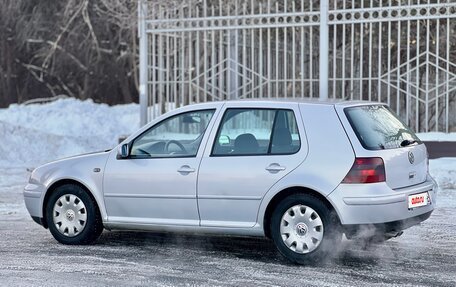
24, 99, 437, 263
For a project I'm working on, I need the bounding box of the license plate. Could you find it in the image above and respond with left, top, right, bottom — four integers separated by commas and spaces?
408, 192, 430, 209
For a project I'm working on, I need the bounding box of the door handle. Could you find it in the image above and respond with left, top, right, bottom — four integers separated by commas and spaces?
177, 165, 195, 174
266, 163, 286, 173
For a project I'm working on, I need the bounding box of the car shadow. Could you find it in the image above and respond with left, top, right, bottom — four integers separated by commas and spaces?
93, 230, 388, 267
97, 230, 285, 263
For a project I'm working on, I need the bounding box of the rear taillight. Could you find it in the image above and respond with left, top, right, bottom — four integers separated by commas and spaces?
342, 157, 386, 184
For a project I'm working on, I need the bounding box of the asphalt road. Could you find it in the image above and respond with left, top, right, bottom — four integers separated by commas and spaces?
423, 141, 456, 159
1, 168, 455, 287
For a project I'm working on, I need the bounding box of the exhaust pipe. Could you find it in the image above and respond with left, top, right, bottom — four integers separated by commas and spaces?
385, 230, 404, 239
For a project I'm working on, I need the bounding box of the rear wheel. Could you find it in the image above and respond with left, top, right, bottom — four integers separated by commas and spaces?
45, 184, 103, 244
270, 194, 341, 264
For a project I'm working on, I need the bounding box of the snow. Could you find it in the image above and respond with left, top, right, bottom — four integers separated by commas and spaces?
429, 158, 456, 190
416, 132, 456, 142
0, 98, 139, 167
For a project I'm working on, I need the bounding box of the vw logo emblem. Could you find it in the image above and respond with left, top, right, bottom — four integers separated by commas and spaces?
296, 223, 308, 236
408, 151, 415, 164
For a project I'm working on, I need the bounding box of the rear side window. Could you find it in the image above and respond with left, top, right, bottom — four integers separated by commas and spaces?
212, 108, 300, 156
345, 105, 421, 150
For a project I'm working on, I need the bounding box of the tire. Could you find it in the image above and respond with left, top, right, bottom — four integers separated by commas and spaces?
270, 194, 341, 264
45, 184, 103, 245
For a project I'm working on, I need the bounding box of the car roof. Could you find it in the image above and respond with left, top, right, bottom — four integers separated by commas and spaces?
177, 98, 385, 110
224, 98, 382, 107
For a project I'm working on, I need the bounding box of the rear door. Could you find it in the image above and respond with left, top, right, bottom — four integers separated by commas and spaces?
337, 104, 428, 189
197, 102, 307, 228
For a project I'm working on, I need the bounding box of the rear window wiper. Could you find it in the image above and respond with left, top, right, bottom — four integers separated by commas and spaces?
400, 139, 417, 147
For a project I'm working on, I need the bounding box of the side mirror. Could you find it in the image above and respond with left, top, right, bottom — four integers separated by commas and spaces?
118, 143, 130, 158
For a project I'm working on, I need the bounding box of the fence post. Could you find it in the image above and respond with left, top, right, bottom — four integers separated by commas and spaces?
319, 0, 329, 101
229, 30, 239, 100
139, 0, 148, 126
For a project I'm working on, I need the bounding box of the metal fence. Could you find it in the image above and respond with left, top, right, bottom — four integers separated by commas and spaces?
138, 0, 456, 132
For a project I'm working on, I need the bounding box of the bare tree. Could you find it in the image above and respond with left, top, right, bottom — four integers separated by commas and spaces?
0, 0, 139, 107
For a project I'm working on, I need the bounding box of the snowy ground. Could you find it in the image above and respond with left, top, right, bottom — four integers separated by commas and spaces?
0, 99, 455, 286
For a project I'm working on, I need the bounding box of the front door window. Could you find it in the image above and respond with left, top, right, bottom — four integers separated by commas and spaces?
130, 109, 215, 158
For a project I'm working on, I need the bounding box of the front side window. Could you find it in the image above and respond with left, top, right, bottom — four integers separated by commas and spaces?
130, 109, 215, 158
212, 108, 300, 156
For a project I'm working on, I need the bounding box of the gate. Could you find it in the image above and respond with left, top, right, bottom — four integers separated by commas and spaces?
138, 0, 456, 132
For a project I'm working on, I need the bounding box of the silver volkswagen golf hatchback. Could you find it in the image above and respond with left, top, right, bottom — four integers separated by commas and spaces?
24, 100, 437, 264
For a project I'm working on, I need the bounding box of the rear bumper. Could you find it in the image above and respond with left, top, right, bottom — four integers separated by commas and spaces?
343, 210, 432, 238
327, 175, 437, 225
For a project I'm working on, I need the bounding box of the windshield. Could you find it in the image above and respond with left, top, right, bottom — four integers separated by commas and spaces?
344, 105, 421, 150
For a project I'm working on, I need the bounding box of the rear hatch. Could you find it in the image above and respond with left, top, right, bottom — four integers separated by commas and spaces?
341, 104, 427, 189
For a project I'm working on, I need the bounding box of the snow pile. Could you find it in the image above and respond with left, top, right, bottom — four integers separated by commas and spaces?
0, 99, 139, 167
417, 132, 456, 142
429, 158, 456, 190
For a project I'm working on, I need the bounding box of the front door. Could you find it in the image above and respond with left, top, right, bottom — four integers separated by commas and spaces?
103, 109, 216, 226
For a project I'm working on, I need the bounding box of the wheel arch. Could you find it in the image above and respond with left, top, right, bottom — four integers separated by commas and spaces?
262, 186, 340, 238
41, 179, 101, 229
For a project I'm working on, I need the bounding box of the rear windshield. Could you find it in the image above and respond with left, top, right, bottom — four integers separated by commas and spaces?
344, 105, 421, 150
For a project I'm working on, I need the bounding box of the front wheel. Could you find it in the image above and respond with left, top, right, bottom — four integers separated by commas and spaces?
270, 194, 341, 264
45, 184, 103, 244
